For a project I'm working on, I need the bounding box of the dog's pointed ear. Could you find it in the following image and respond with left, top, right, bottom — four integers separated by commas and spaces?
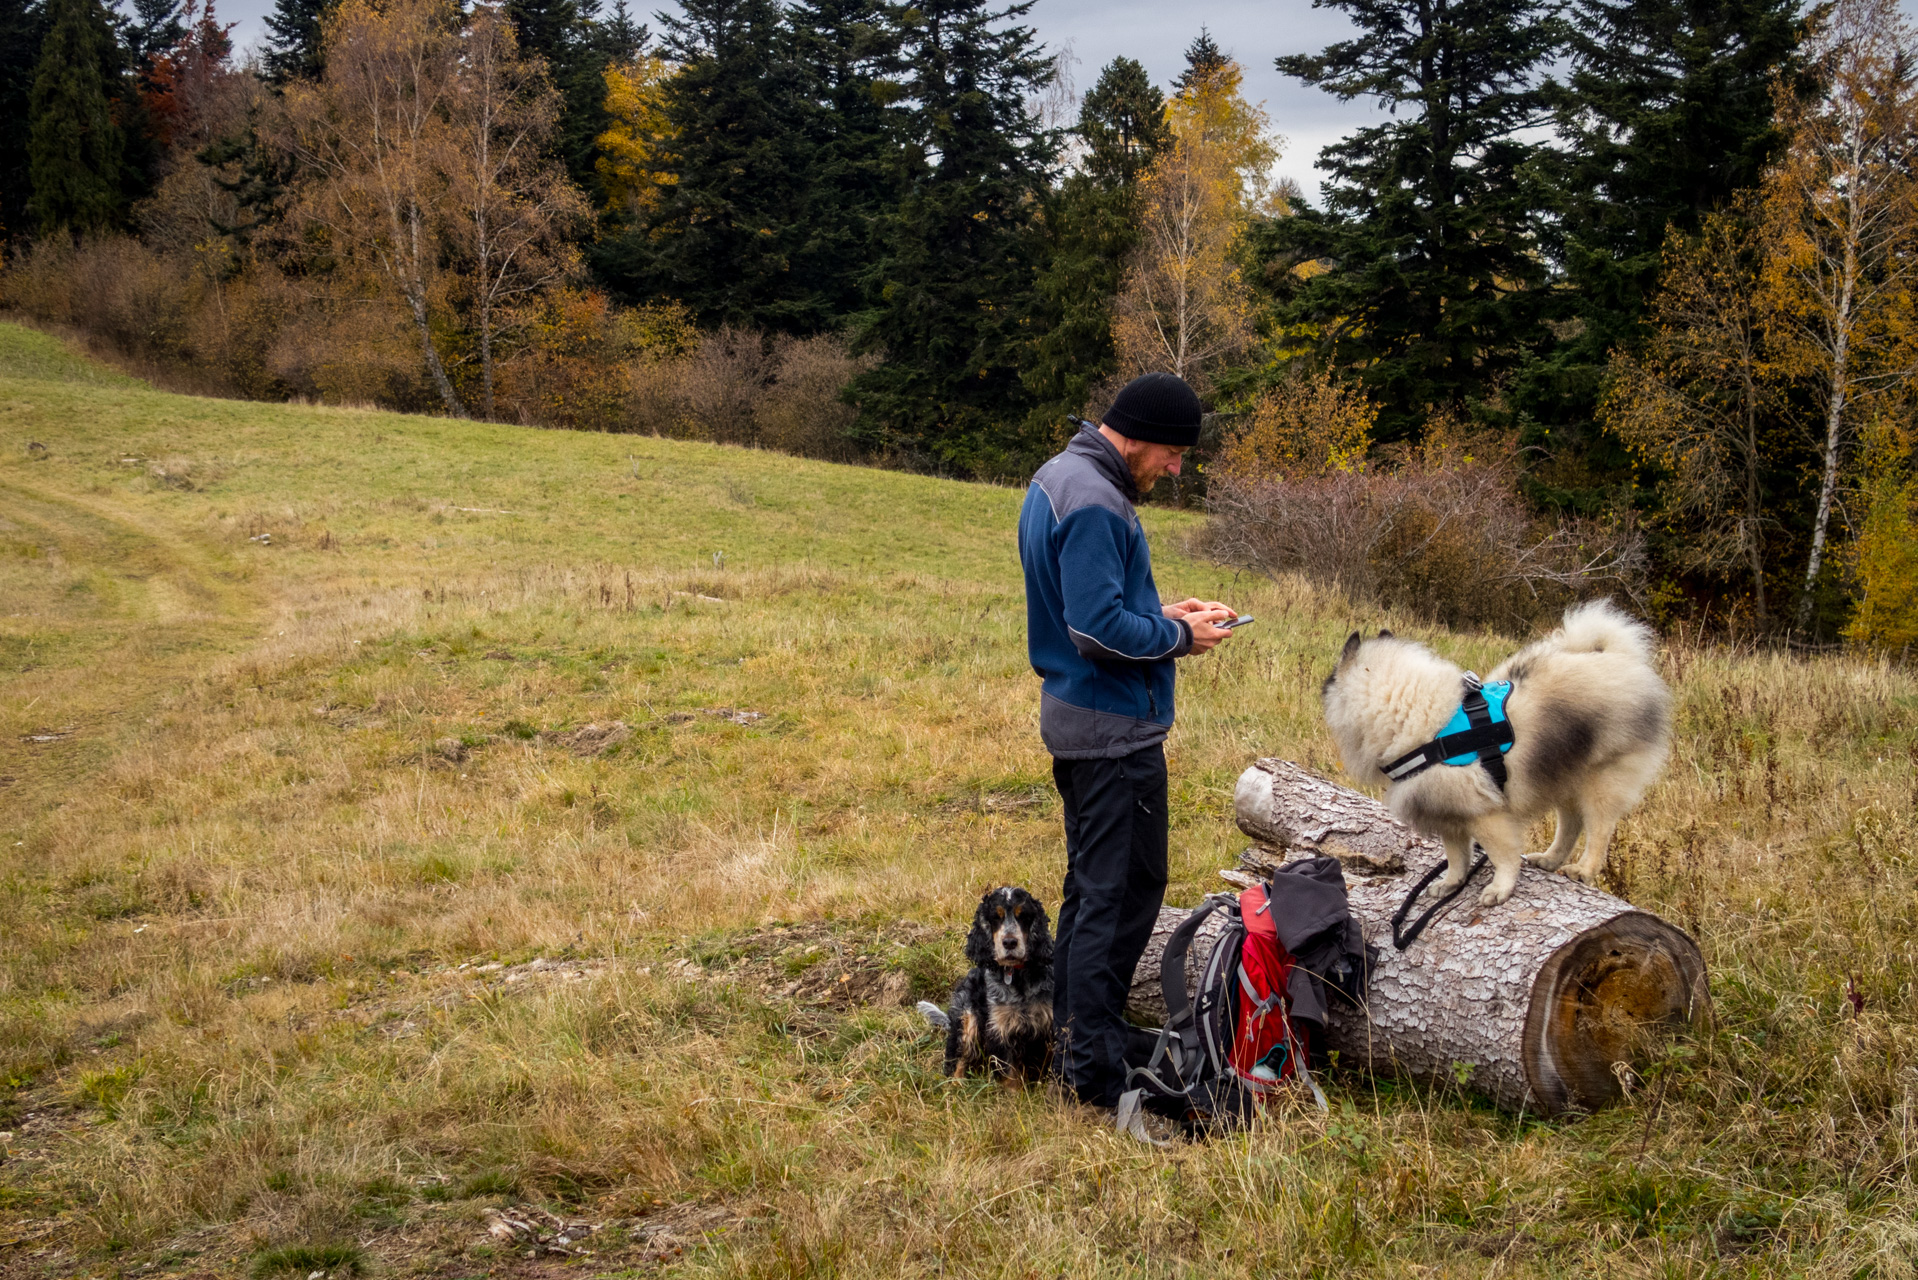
1377, 628, 1394, 639
1339, 631, 1363, 665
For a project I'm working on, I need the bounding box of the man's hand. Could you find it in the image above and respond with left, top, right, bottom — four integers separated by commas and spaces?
1163, 598, 1233, 620
1185, 609, 1236, 653
1163, 599, 1237, 653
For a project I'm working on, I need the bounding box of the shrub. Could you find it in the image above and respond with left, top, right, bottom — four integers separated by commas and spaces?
2, 236, 196, 366
268, 300, 432, 410
1205, 392, 1646, 631
497, 287, 638, 430
3, 234, 871, 463
1215, 367, 1374, 481
675, 325, 773, 445
622, 324, 870, 460
755, 333, 874, 462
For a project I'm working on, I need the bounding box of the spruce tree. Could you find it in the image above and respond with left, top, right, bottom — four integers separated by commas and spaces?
1264, 0, 1567, 442
28, 0, 123, 234
594, 0, 812, 329
782, 0, 908, 328
849, 0, 1058, 475
601, 0, 644, 60
262, 0, 329, 82
121, 0, 184, 72
505, 0, 624, 196
1512, 0, 1806, 503
1079, 55, 1169, 187
1172, 27, 1225, 91
1, 0, 49, 239
1020, 56, 1168, 430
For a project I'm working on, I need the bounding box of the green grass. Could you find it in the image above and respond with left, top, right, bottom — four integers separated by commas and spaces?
3, 320, 1918, 1278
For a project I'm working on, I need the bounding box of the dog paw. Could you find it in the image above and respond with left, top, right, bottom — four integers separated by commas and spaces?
1523, 852, 1566, 870
1477, 883, 1515, 907
1560, 864, 1598, 884
1435, 872, 1467, 894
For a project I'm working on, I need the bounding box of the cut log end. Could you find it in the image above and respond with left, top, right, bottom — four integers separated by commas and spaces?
1523, 911, 1709, 1113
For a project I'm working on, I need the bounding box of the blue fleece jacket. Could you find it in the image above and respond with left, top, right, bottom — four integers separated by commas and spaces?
1018, 425, 1192, 759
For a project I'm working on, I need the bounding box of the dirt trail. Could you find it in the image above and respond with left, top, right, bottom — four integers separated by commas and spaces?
0, 479, 262, 814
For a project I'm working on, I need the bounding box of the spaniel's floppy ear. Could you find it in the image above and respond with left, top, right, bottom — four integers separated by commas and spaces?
1028, 902, 1054, 965
1339, 631, 1363, 665
963, 910, 994, 967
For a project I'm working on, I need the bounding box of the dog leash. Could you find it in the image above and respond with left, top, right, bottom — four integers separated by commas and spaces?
1390, 848, 1491, 950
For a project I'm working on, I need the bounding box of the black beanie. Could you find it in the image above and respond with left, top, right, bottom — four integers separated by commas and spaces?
1103, 373, 1203, 446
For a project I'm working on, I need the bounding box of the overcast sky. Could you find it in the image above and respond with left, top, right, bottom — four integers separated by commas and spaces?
204, 0, 1386, 202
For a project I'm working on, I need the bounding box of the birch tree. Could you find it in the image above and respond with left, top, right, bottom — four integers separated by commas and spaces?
283, 0, 468, 414
1760, 0, 1918, 627
451, 5, 586, 420
1109, 52, 1276, 393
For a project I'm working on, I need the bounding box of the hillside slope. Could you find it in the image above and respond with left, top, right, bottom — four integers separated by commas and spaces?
3, 322, 1916, 1278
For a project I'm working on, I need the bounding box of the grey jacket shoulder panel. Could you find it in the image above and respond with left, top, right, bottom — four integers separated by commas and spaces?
1030, 428, 1137, 526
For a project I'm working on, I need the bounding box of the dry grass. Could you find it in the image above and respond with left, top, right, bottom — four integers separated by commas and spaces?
3, 321, 1917, 1278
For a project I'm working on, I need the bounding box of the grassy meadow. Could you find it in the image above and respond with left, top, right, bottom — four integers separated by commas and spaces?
3, 320, 1918, 1278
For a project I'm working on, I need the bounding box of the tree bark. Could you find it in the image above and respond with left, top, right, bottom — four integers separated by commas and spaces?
1127, 759, 1710, 1115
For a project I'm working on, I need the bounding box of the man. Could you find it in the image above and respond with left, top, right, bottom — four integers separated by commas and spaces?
1016, 371, 1236, 1109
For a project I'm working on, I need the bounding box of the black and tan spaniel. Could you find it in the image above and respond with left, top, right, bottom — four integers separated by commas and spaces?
941, 886, 1055, 1082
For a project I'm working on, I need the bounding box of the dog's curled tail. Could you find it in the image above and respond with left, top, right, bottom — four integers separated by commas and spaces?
1555, 598, 1657, 663
916, 1001, 951, 1031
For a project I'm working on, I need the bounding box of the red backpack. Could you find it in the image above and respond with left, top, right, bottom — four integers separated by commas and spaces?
1120, 886, 1328, 1134
1231, 882, 1317, 1090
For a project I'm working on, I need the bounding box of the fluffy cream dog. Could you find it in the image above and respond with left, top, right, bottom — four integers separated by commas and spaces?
1321, 600, 1671, 907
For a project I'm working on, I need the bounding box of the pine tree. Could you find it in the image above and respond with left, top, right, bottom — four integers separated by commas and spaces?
600, 0, 643, 59
505, 0, 624, 197
1020, 56, 1167, 428
121, 0, 185, 72
1264, 0, 1566, 442
594, 0, 812, 328
849, 0, 1058, 475
1, 0, 49, 238
1512, 0, 1806, 503
27, 0, 123, 234
1172, 27, 1225, 91
1079, 54, 1169, 187
262, 0, 329, 82
783, 0, 908, 328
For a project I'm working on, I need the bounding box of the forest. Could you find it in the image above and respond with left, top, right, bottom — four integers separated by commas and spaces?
1, 0, 1915, 645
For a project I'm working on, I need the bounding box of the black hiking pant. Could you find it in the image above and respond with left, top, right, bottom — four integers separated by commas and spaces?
1051, 742, 1169, 1108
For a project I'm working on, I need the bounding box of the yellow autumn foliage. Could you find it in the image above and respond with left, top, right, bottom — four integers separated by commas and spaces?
1164, 56, 1282, 218
1110, 57, 1279, 392
1218, 366, 1374, 481
595, 55, 677, 218
1846, 418, 1918, 651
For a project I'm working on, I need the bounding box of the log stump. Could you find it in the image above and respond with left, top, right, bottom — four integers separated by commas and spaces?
1127, 759, 1709, 1115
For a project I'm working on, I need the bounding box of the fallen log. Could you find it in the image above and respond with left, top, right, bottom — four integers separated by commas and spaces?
1128, 759, 1708, 1115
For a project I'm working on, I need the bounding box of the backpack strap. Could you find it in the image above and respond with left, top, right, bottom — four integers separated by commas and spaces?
1120, 896, 1239, 1112
1159, 895, 1234, 1055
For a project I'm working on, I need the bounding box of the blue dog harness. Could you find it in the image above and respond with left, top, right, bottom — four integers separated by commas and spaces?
1380, 674, 1515, 791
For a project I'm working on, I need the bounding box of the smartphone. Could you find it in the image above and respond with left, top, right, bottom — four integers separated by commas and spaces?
1220, 615, 1255, 630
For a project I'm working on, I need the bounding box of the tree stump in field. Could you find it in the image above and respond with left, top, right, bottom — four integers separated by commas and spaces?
1127, 759, 1709, 1115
